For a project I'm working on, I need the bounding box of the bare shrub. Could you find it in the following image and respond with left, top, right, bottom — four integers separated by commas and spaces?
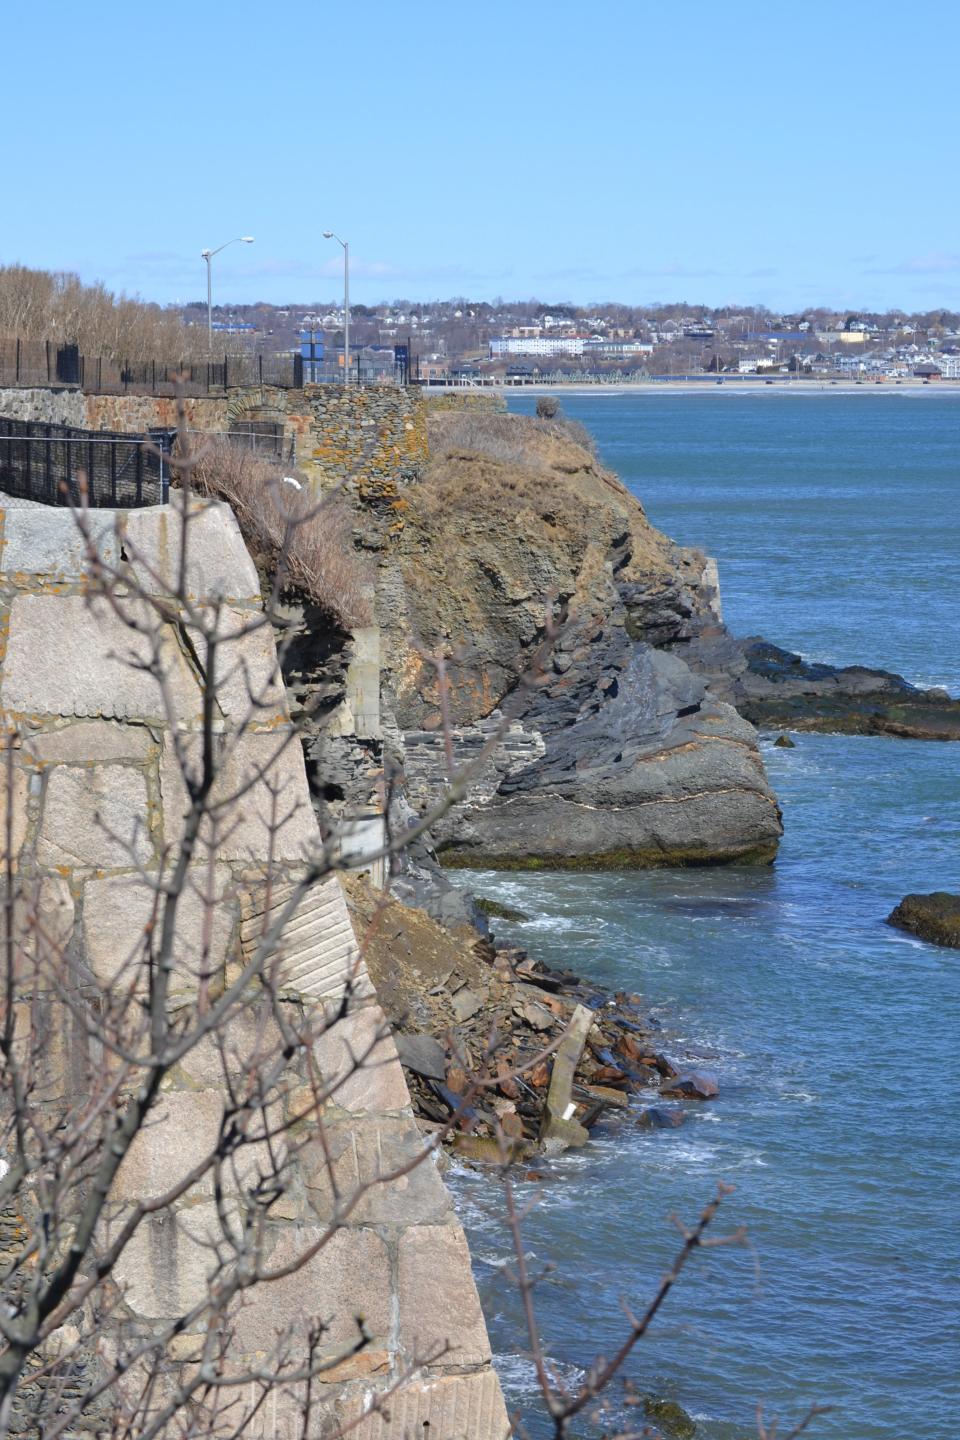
191, 437, 374, 629
535, 396, 560, 420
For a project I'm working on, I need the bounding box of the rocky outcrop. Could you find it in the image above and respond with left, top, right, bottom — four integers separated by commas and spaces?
378, 411, 781, 869
682, 635, 960, 740
887, 892, 960, 947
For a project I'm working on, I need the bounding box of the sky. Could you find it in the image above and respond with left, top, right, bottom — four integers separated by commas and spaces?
5, 0, 960, 313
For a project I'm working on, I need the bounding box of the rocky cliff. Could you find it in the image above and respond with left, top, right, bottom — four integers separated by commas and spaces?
377, 410, 782, 869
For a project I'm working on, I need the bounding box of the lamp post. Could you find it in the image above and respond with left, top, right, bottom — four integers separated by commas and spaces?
323, 231, 350, 383
200, 236, 254, 349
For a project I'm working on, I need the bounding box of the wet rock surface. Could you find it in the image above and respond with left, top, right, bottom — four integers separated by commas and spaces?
644, 1395, 697, 1439
886, 891, 960, 948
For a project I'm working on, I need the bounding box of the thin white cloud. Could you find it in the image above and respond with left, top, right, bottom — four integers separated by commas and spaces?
865, 251, 960, 276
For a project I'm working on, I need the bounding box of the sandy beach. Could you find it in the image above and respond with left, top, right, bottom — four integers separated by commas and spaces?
427, 378, 960, 398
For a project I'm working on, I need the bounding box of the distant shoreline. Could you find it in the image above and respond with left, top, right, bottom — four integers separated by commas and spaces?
425, 379, 960, 398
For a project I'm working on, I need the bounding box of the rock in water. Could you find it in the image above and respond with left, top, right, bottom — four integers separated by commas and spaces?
474, 897, 531, 923
693, 636, 960, 741
773, 733, 796, 748
660, 1070, 719, 1100
644, 1396, 697, 1438
886, 892, 960, 948
637, 1106, 687, 1129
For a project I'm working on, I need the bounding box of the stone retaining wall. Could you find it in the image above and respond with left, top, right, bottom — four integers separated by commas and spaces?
0, 498, 507, 1439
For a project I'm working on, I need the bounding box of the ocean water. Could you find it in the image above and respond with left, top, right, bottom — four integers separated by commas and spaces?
451, 394, 960, 1440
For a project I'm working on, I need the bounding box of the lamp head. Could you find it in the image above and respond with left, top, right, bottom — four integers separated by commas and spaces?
323, 231, 333, 239
241, 236, 254, 243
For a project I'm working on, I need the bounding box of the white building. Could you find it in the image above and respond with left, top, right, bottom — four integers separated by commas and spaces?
490, 336, 585, 358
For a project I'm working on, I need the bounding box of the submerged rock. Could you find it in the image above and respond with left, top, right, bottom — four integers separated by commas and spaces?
637, 1106, 687, 1130
475, 897, 531, 923
886, 892, 960, 948
644, 1396, 697, 1438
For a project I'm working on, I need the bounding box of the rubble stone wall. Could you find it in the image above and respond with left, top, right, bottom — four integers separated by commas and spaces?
0, 385, 429, 508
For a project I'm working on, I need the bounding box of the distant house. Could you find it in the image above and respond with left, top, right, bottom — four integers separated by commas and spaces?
913, 362, 942, 379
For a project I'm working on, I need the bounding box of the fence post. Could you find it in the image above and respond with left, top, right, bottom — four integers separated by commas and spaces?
46, 340, 51, 384
258, 353, 263, 386
224, 353, 229, 389
98, 357, 102, 393
15, 338, 20, 384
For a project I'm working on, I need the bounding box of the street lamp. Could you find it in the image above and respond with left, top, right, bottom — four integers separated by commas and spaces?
323, 231, 350, 383
200, 236, 254, 348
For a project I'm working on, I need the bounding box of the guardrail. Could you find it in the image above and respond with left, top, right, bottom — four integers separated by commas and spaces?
0, 418, 171, 507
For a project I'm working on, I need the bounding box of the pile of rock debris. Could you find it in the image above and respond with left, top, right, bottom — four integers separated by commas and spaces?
344, 878, 719, 1164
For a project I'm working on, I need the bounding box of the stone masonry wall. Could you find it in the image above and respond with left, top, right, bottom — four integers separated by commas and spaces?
0, 498, 508, 1439
0, 385, 429, 514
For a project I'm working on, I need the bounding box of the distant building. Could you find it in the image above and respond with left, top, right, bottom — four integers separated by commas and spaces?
583, 338, 653, 359
490, 336, 585, 358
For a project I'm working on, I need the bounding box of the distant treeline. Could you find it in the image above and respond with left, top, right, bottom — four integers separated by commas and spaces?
0, 265, 248, 363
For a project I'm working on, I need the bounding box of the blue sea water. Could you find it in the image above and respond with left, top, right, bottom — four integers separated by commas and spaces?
451, 394, 960, 1440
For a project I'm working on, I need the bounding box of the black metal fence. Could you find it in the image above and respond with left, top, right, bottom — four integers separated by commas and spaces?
0, 339, 411, 395
0, 418, 171, 507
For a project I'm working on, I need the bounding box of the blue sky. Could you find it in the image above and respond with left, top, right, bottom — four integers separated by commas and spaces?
6, 0, 960, 311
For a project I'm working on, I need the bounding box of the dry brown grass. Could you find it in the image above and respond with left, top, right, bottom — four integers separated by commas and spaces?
189, 438, 373, 629
428, 409, 596, 471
